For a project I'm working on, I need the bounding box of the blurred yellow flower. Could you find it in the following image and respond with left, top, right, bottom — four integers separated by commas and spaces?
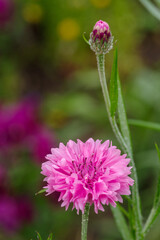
57, 18, 80, 41
22, 3, 43, 24
47, 110, 68, 129
90, 0, 111, 8
68, 0, 86, 9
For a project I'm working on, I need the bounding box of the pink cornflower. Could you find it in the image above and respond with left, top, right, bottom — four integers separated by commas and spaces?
41, 138, 134, 214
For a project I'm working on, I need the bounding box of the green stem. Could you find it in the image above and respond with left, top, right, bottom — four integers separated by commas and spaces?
96, 54, 143, 240
81, 203, 90, 240
143, 206, 160, 236
143, 144, 160, 235
139, 0, 160, 21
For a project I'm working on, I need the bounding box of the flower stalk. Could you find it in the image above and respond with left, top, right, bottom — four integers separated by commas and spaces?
81, 203, 90, 240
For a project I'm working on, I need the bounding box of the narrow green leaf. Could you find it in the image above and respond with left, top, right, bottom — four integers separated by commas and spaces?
124, 195, 132, 204
153, 144, 160, 206
143, 144, 160, 235
110, 48, 118, 117
128, 201, 135, 237
117, 62, 143, 238
117, 203, 129, 218
143, 206, 160, 236
47, 233, 53, 240
111, 206, 133, 240
139, 0, 160, 21
36, 232, 42, 240
154, 175, 160, 207
155, 143, 160, 162
128, 119, 160, 132
35, 189, 46, 196
117, 74, 132, 156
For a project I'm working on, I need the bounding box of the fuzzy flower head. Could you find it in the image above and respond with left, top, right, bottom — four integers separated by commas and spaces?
41, 138, 134, 214
89, 20, 114, 55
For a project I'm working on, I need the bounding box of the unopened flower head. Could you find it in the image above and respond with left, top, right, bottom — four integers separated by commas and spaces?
89, 20, 114, 54
41, 138, 134, 214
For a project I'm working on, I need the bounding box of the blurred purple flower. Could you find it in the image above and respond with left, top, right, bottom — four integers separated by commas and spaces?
0, 194, 33, 233
0, 164, 6, 182
17, 197, 33, 223
0, 99, 39, 148
0, 0, 14, 26
0, 195, 19, 232
0, 164, 7, 193
29, 127, 54, 163
0, 98, 56, 163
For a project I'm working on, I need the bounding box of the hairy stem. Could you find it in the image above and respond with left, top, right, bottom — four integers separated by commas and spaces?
81, 203, 90, 240
143, 206, 160, 236
96, 53, 143, 240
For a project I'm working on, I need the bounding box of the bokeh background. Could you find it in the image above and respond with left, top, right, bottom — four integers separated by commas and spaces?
0, 0, 160, 239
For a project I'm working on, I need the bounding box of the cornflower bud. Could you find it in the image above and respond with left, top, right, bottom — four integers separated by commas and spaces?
89, 20, 114, 55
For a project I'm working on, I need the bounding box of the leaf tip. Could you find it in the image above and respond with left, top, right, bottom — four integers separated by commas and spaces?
83, 32, 90, 45
155, 143, 160, 162
35, 189, 46, 196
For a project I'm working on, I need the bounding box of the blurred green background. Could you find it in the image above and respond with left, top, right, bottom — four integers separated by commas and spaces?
0, 0, 160, 239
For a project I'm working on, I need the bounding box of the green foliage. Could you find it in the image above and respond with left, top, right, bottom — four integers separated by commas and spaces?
35, 189, 46, 196
117, 74, 133, 156
37, 232, 42, 240
47, 233, 53, 240
109, 47, 132, 155
82, 33, 89, 45
153, 144, 160, 208
128, 119, 160, 132
109, 48, 143, 240
155, 144, 160, 162
143, 144, 160, 235
34, 232, 53, 240
139, 0, 160, 21
109, 48, 118, 118
111, 206, 134, 240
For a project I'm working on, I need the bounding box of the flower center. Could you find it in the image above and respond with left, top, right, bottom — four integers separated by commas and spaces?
72, 154, 106, 188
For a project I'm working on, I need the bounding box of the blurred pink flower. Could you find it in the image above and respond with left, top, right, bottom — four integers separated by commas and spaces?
41, 138, 134, 214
